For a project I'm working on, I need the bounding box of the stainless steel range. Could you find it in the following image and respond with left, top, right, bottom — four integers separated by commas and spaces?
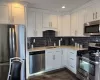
77, 42, 100, 80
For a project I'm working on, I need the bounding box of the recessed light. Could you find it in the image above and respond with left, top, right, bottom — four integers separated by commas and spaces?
62, 6, 65, 9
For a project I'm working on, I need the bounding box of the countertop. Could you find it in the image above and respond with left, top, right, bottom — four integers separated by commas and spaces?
28, 46, 87, 52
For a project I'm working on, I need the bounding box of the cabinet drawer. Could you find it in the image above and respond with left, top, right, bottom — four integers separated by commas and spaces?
69, 64, 76, 74
69, 57, 76, 65
69, 51, 77, 59
69, 58, 76, 73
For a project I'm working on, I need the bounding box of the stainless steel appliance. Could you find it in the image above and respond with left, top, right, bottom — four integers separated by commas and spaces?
84, 20, 100, 35
0, 24, 26, 80
77, 42, 100, 80
29, 51, 45, 74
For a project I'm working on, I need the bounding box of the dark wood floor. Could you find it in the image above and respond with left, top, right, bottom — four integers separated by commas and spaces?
28, 69, 78, 80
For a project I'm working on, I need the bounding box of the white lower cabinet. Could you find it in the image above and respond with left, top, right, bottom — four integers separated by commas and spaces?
45, 49, 54, 71
45, 48, 77, 74
67, 49, 77, 74
45, 49, 62, 71
53, 49, 62, 69
62, 49, 68, 67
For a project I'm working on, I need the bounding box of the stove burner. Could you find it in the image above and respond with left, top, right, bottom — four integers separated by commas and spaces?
77, 47, 100, 62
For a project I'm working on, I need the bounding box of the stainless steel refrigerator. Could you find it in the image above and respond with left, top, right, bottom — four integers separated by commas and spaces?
0, 24, 26, 80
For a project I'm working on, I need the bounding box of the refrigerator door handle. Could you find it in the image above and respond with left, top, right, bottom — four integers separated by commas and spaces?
12, 28, 16, 57
9, 28, 13, 58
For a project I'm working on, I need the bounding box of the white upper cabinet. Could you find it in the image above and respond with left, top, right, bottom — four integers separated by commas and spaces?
57, 15, 62, 36
43, 13, 50, 28
27, 10, 36, 37
10, 3, 25, 24
84, 5, 95, 23
71, 9, 87, 36
50, 14, 58, 29
0, 4, 9, 24
71, 12, 78, 36
84, 0, 100, 22
62, 15, 71, 36
43, 13, 58, 30
0, 3, 25, 24
77, 9, 85, 36
94, 0, 100, 20
35, 12, 43, 37
27, 8, 43, 37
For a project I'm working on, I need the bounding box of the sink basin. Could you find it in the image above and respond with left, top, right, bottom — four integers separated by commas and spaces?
46, 46, 57, 49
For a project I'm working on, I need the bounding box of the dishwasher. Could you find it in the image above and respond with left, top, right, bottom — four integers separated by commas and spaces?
29, 51, 45, 74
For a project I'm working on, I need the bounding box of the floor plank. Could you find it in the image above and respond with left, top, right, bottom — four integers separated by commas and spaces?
28, 69, 78, 80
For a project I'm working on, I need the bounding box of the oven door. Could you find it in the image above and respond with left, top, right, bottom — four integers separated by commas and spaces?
77, 57, 99, 80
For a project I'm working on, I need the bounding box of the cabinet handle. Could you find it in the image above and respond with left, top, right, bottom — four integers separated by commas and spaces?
70, 52, 74, 54
62, 52, 63, 55
75, 30, 77, 36
51, 22, 52, 27
50, 22, 51, 27
70, 65, 74, 68
70, 58, 74, 60
93, 13, 95, 20
96, 12, 97, 19
56, 51, 60, 52
35, 30, 37, 37
9, 16, 11, 23
53, 55, 55, 60
49, 22, 50, 27
12, 16, 14, 23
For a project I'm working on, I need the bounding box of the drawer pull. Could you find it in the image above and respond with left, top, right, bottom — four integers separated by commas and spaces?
56, 51, 60, 52
70, 52, 74, 54
70, 65, 74, 68
70, 58, 74, 60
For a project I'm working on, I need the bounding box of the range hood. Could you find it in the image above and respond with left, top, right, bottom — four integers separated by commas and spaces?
43, 30, 56, 37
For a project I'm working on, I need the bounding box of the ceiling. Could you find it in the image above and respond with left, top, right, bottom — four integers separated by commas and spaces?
7, 0, 91, 12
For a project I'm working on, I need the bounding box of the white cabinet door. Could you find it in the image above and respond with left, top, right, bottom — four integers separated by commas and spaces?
71, 12, 78, 36
77, 9, 85, 36
27, 10, 36, 37
50, 15, 58, 29
45, 49, 62, 71
45, 50, 53, 71
43, 13, 58, 30
67, 49, 77, 74
57, 15, 62, 36
95, 2, 100, 20
36, 12, 43, 37
62, 15, 71, 36
53, 49, 62, 69
84, 5, 94, 23
0, 4, 9, 24
62, 49, 68, 67
43, 13, 50, 28
11, 3, 25, 24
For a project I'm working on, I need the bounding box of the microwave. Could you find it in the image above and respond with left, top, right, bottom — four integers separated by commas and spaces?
84, 20, 100, 35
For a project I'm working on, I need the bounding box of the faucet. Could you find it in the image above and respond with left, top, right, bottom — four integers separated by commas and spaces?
47, 38, 51, 46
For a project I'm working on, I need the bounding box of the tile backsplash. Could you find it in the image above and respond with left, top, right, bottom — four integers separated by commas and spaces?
27, 36, 100, 49
27, 37, 68, 49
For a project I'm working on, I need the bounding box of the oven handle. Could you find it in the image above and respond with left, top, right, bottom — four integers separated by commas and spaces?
81, 57, 99, 65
